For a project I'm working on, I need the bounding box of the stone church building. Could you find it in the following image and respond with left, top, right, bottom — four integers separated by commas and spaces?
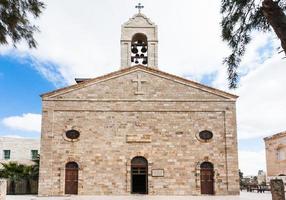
38, 11, 239, 196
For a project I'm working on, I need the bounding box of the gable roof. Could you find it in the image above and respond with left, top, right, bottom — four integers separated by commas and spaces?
41, 65, 238, 99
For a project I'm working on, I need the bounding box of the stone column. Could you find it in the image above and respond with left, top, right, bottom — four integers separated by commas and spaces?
147, 42, 158, 68
121, 41, 131, 68
270, 179, 285, 200
0, 179, 7, 200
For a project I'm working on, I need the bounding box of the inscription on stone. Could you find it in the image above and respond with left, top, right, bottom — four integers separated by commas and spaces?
126, 134, 151, 143
152, 169, 164, 177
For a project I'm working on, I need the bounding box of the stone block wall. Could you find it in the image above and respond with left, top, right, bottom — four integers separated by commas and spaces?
38, 68, 239, 196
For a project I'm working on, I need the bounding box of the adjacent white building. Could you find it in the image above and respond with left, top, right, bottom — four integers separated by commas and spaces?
0, 137, 40, 165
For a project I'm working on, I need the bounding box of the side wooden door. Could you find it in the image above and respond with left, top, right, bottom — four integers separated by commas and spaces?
65, 162, 78, 194
200, 168, 214, 195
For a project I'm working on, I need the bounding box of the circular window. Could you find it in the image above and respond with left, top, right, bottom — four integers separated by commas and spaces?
65, 130, 80, 140
199, 130, 213, 141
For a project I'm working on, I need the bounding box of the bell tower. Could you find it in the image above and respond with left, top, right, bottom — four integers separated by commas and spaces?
121, 4, 158, 69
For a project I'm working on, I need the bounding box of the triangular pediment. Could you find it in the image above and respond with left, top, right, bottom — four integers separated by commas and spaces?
123, 13, 155, 27
42, 66, 238, 101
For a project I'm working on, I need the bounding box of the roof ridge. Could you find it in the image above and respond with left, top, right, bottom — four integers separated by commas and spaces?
41, 65, 238, 99
264, 131, 286, 141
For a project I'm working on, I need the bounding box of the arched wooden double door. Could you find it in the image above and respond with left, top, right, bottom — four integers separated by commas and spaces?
65, 162, 79, 195
200, 162, 214, 195
131, 156, 148, 194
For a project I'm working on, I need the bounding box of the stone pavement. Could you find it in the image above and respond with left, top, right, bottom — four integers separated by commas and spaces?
6, 192, 271, 200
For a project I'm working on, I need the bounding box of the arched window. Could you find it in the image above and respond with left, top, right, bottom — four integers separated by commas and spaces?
200, 162, 214, 169
131, 156, 148, 194
66, 162, 79, 169
131, 156, 148, 166
131, 33, 148, 66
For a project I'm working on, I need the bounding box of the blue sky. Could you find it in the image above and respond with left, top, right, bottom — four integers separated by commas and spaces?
0, 55, 55, 138
0, 0, 285, 176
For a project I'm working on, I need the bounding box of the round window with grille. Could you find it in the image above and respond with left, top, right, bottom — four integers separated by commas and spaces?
65, 130, 80, 140
199, 130, 213, 141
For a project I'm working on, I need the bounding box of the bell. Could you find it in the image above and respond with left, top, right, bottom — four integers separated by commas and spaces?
135, 59, 139, 64
142, 58, 148, 65
140, 54, 144, 57
141, 46, 147, 53
135, 54, 140, 58
131, 46, 138, 54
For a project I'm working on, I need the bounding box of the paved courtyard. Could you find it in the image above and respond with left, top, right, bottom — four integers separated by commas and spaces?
6, 192, 272, 200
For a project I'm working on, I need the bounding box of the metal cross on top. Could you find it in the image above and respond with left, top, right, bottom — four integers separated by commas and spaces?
135, 3, 144, 13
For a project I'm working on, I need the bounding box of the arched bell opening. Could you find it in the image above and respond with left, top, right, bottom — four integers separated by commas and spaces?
131, 156, 148, 194
65, 161, 79, 195
200, 161, 214, 195
131, 33, 148, 66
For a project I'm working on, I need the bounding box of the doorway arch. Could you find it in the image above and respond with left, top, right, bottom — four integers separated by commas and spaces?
65, 161, 79, 195
200, 161, 214, 195
131, 156, 148, 194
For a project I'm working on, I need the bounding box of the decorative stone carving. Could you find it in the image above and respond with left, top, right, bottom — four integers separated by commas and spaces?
132, 74, 147, 95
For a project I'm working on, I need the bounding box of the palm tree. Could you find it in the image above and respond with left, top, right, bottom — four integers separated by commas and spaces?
0, 162, 27, 194
0, 158, 40, 194
30, 158, 40, 180
26, 158, 40, 193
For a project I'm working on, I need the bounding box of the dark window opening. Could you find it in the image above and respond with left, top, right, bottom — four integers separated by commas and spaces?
66, 130, 80, 140
3, 150, 10, 160
31, 150, 38, 160
199, 130, 213, 141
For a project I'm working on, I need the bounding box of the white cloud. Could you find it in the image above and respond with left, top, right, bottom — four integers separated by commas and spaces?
2, 113, 41, 132
236, 54, 286, 140
1, 1, 282, 93
239, 150, 266, 176
0, 0, 231, 85
1, 135, 25, 139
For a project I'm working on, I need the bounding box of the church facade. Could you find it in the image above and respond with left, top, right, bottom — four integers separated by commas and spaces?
38, 12, 239, 196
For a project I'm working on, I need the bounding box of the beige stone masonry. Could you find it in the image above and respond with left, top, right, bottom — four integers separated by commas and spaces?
38, 66, 239, 196
264, 131, 286, 177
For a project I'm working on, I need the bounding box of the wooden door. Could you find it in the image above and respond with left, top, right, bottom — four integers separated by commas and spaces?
65, 162, 78, 195
200, 168, 214, 194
